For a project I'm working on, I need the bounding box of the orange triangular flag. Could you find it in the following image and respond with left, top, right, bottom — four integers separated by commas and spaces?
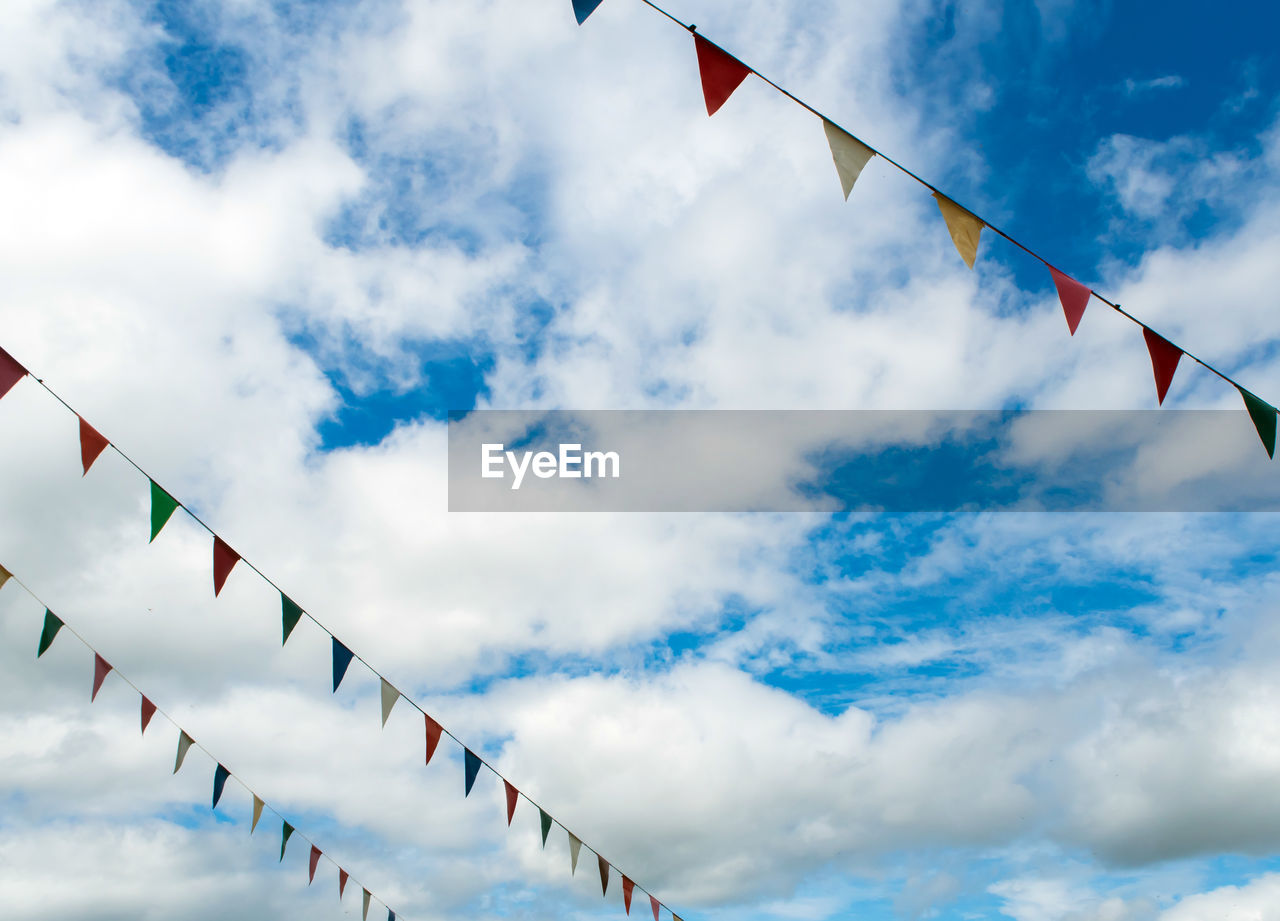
91, 653, 112, 701
934, 193, 984, 269
504, 780, 519, 825
1142, 328, 1182, 405
212, 536, 240, 597
140, 696, 157, 734
309, 845, 321, 883
339, 868, 349, 899
623, 876, 635, 914
78, 416, 109, 475
650, 894, 661, 921
1049, 266, 1091, 335
694, 34, 751, 116
424, 713, 443, 765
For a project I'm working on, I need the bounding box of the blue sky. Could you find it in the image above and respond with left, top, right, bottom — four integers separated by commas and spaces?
1, 1, 1280, 920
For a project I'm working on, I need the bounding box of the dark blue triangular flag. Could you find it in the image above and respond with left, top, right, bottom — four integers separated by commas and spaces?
332, 638, 354, 692
572, 0, 605, 24
388, 911, 396, 921
464, 748, 482, 797
212, 764, 230, 809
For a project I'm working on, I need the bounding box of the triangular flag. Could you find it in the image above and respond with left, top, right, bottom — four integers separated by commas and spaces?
540, 808, 553, 846
280, 821, 294, 861
251, 795, 264, 833
464, 748, 482, 797
380, 678, 400, 727
651, 894, 661, 921
934, 193, 984, 269
598, 854, 610, 896
149, 480, 179, 542
569, 832, 582, 874
0, 345, 27, 401
309, 845, 321, 883
174, 730, 194, 774
78, 416, 109, 475
332, 638, 355, 692
388, 912, 395, 921
1142, 328, 1183, 405
212, 536, 240, 597
91, 653, 112, 702
1240, 388, 1277, 459
572, 0, 605, 24
425, 713, 443, 765
212, 764, 230, 809
281, 593, 304, 645
623, 876, 635, 914
140, 696, 157, 734
822, 118, 875, 200
1049, 266, 1091, 335
0, 563, 10, 592
37, 609, 64, 657
339, 868, 349, 899
363, 888, 371, 920
504, 780, 519, 825
694, 34, 751, 116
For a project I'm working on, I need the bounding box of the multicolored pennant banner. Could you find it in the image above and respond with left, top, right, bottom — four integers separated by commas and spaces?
694, 34, 751, 116
78, 416, 109, 475
822, 118, 875, 201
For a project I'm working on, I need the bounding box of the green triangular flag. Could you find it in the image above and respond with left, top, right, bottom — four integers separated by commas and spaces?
540, 808, 553, 847
281, 593, 304, 645
280, 821, 294, 861
1240, 388, 1277, 459
37, 609, 64, 657
568, 832, 582, 875
149, 480, 180, 542
173, 730, 195, 774
0, 563, 10, 592
379, 678, 400, 728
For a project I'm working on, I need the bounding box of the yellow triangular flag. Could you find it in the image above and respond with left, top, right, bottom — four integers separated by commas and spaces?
251, 795, 264, 834
173, 730, 194, 774
933, 192, 984, 269
0, 564, 11, 591
379, 678, 400, 728
568, 832, 583, 875
822, 118, 875, 201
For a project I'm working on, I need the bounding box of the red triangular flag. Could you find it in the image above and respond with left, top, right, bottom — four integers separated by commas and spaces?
694, 34, 751, 116
1049, 266, 1091, 336
339, 867, 349, 899
141, 696, 157, 734
91, 653, 112, 701
1142, 327, 1183, 405
424, 713, 443, 766
504, 780, 519, 825
650, 894, 660, 921
0, 345, 27, 401
622, 876, 635, 914
78, 416, 109, 475
309, 845, 321, 883
212, 536, 240, 597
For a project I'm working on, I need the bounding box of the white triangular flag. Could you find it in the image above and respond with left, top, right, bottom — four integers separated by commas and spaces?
822, 118, 875, 200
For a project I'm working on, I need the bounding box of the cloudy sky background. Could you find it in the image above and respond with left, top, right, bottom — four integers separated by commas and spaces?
2, 0, 1280, 919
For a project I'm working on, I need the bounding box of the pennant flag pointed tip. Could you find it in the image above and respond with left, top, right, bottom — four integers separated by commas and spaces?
363, 888, 372, 921
651, 894, 661, 921
464, 748, 482, 797
280, 821, 294, 861
569, 832, 583, 874
174, 730, 194, 774
37, 609, 64, 657
694, 34, 751, 116
212, 536, 240, 597
339, 867, 349, 899
540, 808, 553, 847
308, 845, 321, 883
623, 876, 635, 914
78, 416, 110, 475
281, 593, 304, 645
1049, 266, 1092, 335
1142, 328, 1183, 405
822, 118, 875, 200
251, 795, 264, 834
934, 193, 984, 269
1240, 388, 1277, 459
212, 764, 230, 809
504, 779, 519, 825
148, 480, 179, 542
380, 678, 400, 727
140, 696, 157, 734
91, 653, 112, 701
332, 638, 355, 692
598, 854, 610, 896
424, 713, 443, 765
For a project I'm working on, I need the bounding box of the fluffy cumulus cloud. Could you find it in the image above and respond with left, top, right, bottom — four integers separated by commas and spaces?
2, 1, 1280, 920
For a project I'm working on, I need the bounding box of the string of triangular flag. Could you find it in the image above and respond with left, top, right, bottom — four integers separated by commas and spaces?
0, 561, 402, 921
568, 0, 1278, 458
0, 350, 681, 921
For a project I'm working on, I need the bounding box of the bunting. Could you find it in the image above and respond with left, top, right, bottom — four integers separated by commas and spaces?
309, 845, 322, 883
332, 638, 355, 692
569, 832, 583, 874
1142, 328, 1183, 405
933, 193, 984, 270
694, 34, 751, 116
505, 779, 519, 825
598, 854, 610, 896
78, 416, 109, 475
252, 795, 264, 833
1240, 388, 1277, 459
91, 653, 112, 701
174, 730, 195, 774
572, 0, 605, 25
213, 764, 230, 809
140, 696, 157, 734
340, 868, 350, 899
280, 821, 294, 861
37, 609, 63, 657
1050, 267, 1091, 336
424, 713, 443, 765
149, 480, 179, 542
281, 593, 304, 645
212, 536, 240, 597
623, 875, 635, 914
464, 748, 482, 797
0, 563, 9, 591
822, 118, 875, 200
540, 808, 553, 846
0, 344, 26, 400
651, 894, 661, 921
363, 888, 372, 920
380, 678, 401, 727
